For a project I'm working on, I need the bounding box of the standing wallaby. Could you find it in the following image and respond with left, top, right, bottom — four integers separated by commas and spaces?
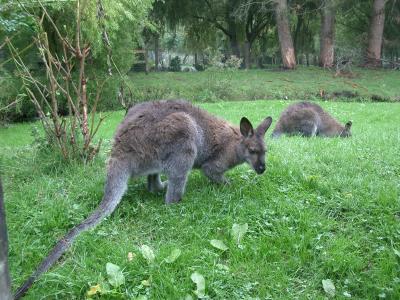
15, 99, 273, 299
272, 102, 352, 138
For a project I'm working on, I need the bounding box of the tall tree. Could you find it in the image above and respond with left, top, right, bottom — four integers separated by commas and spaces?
320, 0, 336, 67
366, 0, 387, 66
0, 177, 12, 300
274, 0, 296, 69
383, 0, 400, 63
197, 0, 271, 68
156, 0, 272, 69
291, 1, 319, 65
238, 1, 273, 68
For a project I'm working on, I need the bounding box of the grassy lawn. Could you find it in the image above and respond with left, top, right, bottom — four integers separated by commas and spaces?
1, 100, 400, 299
128, 67, 400, 102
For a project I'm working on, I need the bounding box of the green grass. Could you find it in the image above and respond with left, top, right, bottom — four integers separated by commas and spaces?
2, 67, 399, 123
128, 67, 400, 102
1, 100, 400, 299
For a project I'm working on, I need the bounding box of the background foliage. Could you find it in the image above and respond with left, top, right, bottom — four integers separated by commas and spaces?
1, 0, 400, 122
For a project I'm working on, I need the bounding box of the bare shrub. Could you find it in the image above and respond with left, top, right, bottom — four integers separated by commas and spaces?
7, 1, 105, 163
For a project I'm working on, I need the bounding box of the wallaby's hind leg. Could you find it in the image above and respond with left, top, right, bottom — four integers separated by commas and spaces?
147, 174, 166, 193
310, 124, 318, 136
299, 121, 318, 137
164, 151, 195, 204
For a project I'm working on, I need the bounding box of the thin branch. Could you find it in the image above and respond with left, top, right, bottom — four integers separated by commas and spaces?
0, 42, 34, 68
37, 0, 74, 51
191, 15, 231, 37
97, 0, 113, 75
0, 98, 23, 112
76, 0, 82, 57
90, 78, 108, 137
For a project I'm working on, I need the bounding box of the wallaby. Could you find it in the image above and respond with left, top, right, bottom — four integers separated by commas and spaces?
272, 102, 352, 138
0, 177, 12, 300
15, 99, 273, 299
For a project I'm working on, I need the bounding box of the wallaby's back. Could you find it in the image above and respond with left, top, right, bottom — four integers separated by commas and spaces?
115, 100, 242, 169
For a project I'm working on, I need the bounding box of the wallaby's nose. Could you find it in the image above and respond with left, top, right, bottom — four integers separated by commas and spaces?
256, 163, 266, 174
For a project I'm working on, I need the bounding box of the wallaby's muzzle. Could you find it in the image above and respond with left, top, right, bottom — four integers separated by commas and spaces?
255, 163, 266, 174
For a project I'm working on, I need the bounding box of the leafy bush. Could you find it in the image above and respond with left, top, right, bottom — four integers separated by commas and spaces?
194, 63, 205, 71
0, 68, 37, 123
86, 76, 128, 112
207, 53, 243, 70
0, 68, 132, 122
224, 55, 243, 70
169, 56, 181, 72
1, 0, 154, 124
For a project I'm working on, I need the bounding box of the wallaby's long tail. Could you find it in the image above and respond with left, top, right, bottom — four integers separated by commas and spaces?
14, 160, 130, 299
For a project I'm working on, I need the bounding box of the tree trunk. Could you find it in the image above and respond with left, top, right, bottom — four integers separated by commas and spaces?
366, 0, 386, 67
144, 48, 149, 74
243, 41, 251, 69
260, 35, 268, 67
154, 35, 160, 71
293, 14, 304, 53
319, 0, 336, 68
226, 17, 242, 59
0, 177, 12, 300
274, 0, 296, 69
229, 36, 241, 58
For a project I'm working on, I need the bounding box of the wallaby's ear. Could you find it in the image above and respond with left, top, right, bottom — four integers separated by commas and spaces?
256, 116, 273, 136
345, 121, 352, 130
240, 117, 254, 137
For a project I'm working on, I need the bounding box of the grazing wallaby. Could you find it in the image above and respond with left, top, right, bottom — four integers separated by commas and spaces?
0, 177, 12, 300
15, 99, 273, 299
272, 102, 352, 138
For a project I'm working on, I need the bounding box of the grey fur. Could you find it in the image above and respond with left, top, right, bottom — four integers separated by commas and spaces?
14, 99, 272, 299
272, 102, 352, 138
115, 99, 272, 202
